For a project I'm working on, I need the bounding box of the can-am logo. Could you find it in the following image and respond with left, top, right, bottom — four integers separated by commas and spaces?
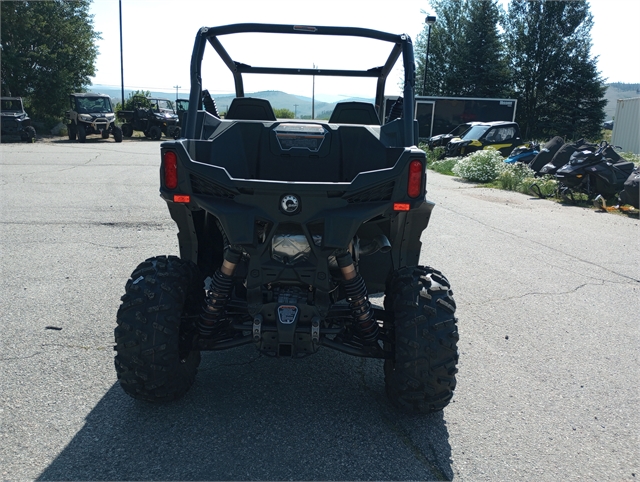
500, 101, 513, 106
280, 194, 300, 214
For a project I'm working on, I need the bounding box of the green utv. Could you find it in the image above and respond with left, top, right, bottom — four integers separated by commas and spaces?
114, 24, 459, 414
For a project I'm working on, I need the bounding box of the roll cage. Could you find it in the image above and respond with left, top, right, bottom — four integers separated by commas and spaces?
185, 23, 417, 144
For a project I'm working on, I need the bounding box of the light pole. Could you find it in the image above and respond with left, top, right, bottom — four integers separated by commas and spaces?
422, 15, 436, 97
312, 63, 317, 120
119, 0, 125, 107
173, 85, 181, 101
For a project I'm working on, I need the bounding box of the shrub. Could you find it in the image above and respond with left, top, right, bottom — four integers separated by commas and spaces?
427, 146, 445, 164
419, 144, 445, 165
452, 148, 504, 182
429, 157, 460, 175
496, 162, 535, 191
522, 175, 558, 197
620, 151, 640, 165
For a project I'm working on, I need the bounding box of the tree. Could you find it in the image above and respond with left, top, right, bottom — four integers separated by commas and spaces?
116, 90, 152, 113
1, 0, 100, 121
545, 49, 606, 140
273, 108, 295, 119
415, 0, 467, 96
457, 0, 511, 98
504, 0, 605, 140
415, 0, 511, 98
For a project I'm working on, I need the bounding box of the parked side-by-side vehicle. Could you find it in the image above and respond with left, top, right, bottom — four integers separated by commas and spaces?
114, 23, 459, 414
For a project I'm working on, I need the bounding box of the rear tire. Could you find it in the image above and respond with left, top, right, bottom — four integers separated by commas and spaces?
77, 124, 86, 143
101, 129, 110, 139
114, 255, 203, 402
112, 125, 123, 143
384, 266, 459, 414
122, 123, 133, 137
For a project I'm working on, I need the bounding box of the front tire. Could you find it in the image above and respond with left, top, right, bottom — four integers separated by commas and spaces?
149, 125, 162, 140
77, 124, 86, 143
21, 126, 36, 142
112, 125, 123, 143
384, 266, 459, 414
68, 123, 77, 141
114, 255, 203, 402
121, 123, 133, 137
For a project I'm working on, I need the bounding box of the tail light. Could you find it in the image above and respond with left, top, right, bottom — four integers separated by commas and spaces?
163, 150, 178, 189
407, 159, 423, 198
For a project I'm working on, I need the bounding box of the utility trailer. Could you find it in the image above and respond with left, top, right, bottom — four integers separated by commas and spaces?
384, 95, 517, 141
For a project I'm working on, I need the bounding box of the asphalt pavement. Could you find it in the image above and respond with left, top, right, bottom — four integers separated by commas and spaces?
1, 138, 638, 481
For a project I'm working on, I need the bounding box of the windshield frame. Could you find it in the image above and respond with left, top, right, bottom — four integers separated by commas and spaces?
73, 96, 113, 114
1, 98, 25, 113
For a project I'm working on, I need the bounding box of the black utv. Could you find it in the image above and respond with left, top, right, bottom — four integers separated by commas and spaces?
445, 121, 522, 158
67, 93, 122, 143
117, 96, 179, 140
1, 97, 36, 142
114, 24, 459, 414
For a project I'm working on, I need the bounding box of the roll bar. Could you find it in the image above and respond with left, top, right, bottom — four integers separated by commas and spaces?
186, 23, 416, 144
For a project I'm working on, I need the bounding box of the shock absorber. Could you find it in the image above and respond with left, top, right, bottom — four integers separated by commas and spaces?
336, 250, 379, 344
200, 246, 242, 337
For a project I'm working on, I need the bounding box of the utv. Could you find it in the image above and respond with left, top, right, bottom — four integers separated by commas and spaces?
176, 98, 190, 128
445, 120, 521, 158
1, 97, 36, 142
114, 24, 459, 414
427, 122, 482, 150
174, 91, 220, 138
67, 93, 122, 143
118, 96, 180, 140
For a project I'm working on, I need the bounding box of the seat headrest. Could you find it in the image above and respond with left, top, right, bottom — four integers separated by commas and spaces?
329, 102, 380, 125
225, 97, 277, 121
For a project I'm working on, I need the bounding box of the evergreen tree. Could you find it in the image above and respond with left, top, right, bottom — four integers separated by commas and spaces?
504, 0, 605, 140
415, 0, 468, 96
415, 0, 511, 98
459, 0, 511, 98
1, 0, 100, 121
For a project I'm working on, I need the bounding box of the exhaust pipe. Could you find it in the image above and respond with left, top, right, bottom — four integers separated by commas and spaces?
359, 235, 391, 257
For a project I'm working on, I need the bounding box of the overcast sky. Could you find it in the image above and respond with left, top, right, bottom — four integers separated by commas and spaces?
88, 0, 640, 99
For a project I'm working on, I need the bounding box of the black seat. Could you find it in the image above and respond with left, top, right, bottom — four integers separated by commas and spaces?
225, 97, 276, 121
329, 101, 380, 125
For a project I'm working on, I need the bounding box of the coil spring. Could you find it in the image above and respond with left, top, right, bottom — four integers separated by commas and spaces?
343, 275, 379, 344
199, 269, 233, 336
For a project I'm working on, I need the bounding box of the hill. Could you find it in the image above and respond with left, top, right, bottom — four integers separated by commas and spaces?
87, 85, 374, 119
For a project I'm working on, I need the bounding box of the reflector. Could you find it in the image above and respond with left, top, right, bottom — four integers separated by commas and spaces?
173, 194, 190, 203
393, 203, 410, 211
